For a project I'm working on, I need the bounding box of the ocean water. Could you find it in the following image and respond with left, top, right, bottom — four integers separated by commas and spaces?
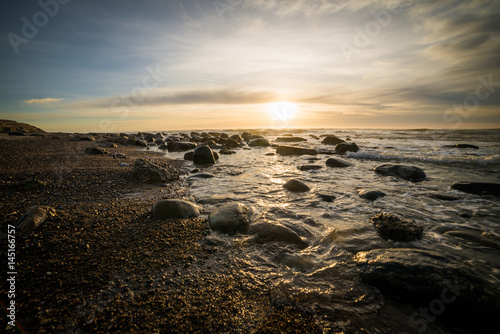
152, 129, 500, 332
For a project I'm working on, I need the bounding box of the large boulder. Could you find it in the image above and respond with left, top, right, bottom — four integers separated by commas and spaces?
335, 142, 359, 154
193, 145, 216, 165
248, 138, 270, 147
132, 159, 179, 183
283, 179, 310, 192
321, 136, 344, 145
374, 164, 426, 181
276, 146, 317, 156
451, 182, 500, 196
17, 206, 56, 234
325, 157, 352, 167
208, 202, 251, 235
152, 200, 200, 219
371, 213, 423, 242
169, 142, 197, 152
224, 138, 240, 148
248, 220, 308, 248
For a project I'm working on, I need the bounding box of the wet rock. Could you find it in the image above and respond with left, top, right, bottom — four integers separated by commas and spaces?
248, 138, 270, 147
135, 140, 148, 147
374, 164, 426, 181
84, 147, 108, 155
427, 193, 460, 201
248, 220, 308, 248
187, 173, 215, 179
325, 157, 352, 167
193, 145, 216, 165
132, 159, 179, 183
184, 152, 194, 161
444, 230, 500, 250
283, 179, 310, 192
317, 194, 335, 202
17, 206, 56, 234
158, 144, 169, 150
321, 135, 344, 145
451, 182, 500, 196
298, 165, 323, 171
358, 189, 386, 201
169, 142, 197, 152
220, 149, 236, 155
224, 138, 240, 148
208, 202, 251, 235
276, 145, 317, 156
335, 142, 359, 154
443, 144, 479, 149
355, 248, 500, 324
276, 137, 307, 142
371, 212, 423, 242
152, 200, 200, 219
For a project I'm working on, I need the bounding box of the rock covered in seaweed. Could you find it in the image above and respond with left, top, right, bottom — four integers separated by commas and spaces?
371, 212, 423, 242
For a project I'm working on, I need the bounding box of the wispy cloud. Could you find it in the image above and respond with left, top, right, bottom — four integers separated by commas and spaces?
24, 98, 64, 105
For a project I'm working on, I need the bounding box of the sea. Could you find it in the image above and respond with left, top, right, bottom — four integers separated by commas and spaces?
149, 128, 500, 333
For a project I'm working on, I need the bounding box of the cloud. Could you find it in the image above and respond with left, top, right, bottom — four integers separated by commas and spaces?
23, 98, 64, 105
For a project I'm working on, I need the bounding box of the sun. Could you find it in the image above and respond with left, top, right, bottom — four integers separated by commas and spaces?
267, 101, 299, 121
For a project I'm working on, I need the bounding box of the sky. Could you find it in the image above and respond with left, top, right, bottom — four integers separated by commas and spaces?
1, 0, 499, 132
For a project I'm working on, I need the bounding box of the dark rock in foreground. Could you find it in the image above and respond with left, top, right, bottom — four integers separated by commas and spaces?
276, 145, 317, 156
371, 212, 423, 242
193, 145, 216, 165
374, 164, 426, 181
283, 179, 310, 192
17, 205, 56, 234
248, 138, 270, 147
208, 202, 251, 235
152, 199, 200, 219
321, 135, 344, 145
359, 189, 386, 201
451, 182, 500, 196
248, 220, 308, 248
335, 142, 359, 154
326, 157, 352, 167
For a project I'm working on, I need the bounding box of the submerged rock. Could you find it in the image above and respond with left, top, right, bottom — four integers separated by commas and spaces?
321, 135, 344, 145
374, 164, 426, 181
208, 202, 251, 235
276, 145, 317, 156
17, 206, 56, 234
152, 200, 200, 219
248, 220, 308, 248
358, 189, 386, 201
371, 212, 423, 242
248, 138, 270, 147
283, 179, 310, 192
325, 157, 352, 167
193, 145, 216, 165
335, 142, 359, 154
427, 192, 460, 201
443, 144, 479, 149
451, 182, 500, 196
317, 194, 335, 202
297, 165, 323, 171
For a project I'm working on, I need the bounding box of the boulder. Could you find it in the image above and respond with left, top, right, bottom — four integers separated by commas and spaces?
132, 159, 179, 183
283, 179, 310, 192
374, 164, 426, 181
17, 206, 56, 234
248, 220, 308, 248
317, 194, 335, 202
84, 147, 108, 155
276, 137, 307, 142
158, 144, 169, 150
152, 200, 200, 219
325, 157, 352, 167
248, 138, 271, 147
276, 145, 317, 156
321, 136, 344, 145
224, 138, 240, 148
371, 212, 423, 242
297, 165, 323, 171
451, 182, 500, 196
169, 142, 197, 152
208, 202, 251, 235
335, 142, 359, 154
184, 151, 194, 161
358, 189, 386, 201
193, 145, 216, 165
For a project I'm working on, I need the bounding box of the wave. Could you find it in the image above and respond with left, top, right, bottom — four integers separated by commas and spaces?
348, 151, 500, 166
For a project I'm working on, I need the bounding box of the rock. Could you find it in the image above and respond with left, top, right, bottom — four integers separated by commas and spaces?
265, 153, 275, 156
374, 164, 426, 181
208, 202, 251, 235
371, 213, 423, 242
355, 248, 500, 326
248, 220, 308, 248
79, 136, 95, 141
335, 142, 359, 154
213, 152, 220, 161
193, 145, 216, 165
248, 138, 271, 147
427, 193, 460, 201
444, 144, 479, 149
276, 137, 307, 142
317, 194, 335, 202
188, 173, 215, 179
220, 149, 236, 155
358, 190, 386, 201
135, 139, 148, 147
283, 179, 310, 192
152, 200, 200, 219
325, 157, 352, 167
276, 146, 317, 156
17, 206, 56, 234
451, 182, 500, 196
132, 159, 179, 183
119, 163, 130, 167
224, 138, 240, 148
169, 142, 197, 152
84, 147, 108, 155
158, 144, 169, 150
321, 136, 344, 145
184, 152, 194, 161
8, 131, 25, 136
297, 165, 323, 171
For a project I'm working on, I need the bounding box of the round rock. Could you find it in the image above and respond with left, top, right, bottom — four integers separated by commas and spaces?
152, 200, 200, 219
208, 202, 251, 235
283, 179, 310, 192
